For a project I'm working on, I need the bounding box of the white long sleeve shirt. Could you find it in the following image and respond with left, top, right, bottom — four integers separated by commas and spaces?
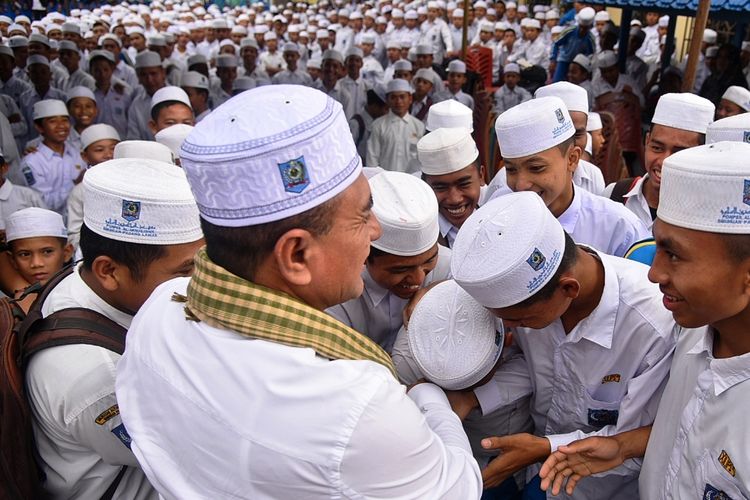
21, 142, 85, 215
116, 277, 483, 500
640, 327, 750, 500
366, 111, 425, 173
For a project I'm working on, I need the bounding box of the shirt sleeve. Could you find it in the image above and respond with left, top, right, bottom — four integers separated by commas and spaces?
473, 345, 534, 415
340, 379, 482, 499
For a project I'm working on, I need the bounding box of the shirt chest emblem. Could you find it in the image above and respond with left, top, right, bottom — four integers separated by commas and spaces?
601, 373, 621, 384
718, 450, 736, 477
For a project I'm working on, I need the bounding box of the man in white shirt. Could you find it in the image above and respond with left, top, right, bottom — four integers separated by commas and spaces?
272, 42, 313, 86
26, 157, 203, 499
327, 170, 451, 352
115, 85, 483, 499
338, 47, 369, 116
507, 19, 548, 70
419, 1, 454, 64
590, 50, 645, 107
127, 51, 166, 141
449, 191, 675, 498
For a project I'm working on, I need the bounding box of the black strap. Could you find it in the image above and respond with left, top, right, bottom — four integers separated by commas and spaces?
100, 466, 128, 500
609, 176, 640, 204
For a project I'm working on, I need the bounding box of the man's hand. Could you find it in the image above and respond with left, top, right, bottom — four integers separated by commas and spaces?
444, 389, 479, 420
539, 437, 625, 495
480, 433, 551, 488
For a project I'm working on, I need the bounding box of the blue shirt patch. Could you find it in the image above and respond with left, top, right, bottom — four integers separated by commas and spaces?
587, 408, 619, 428
704, 484, 733, 500
111, 423, 132, 449
22, 165, 35, 186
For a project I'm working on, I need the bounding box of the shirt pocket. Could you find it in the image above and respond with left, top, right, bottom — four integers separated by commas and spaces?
694, 448, 748, 500
577, 387, 621, 432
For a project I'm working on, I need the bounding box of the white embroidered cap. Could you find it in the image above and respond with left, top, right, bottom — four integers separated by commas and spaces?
721, 85, 750, 112
5, 207, 67, 243
135, 50, 162, 68
80, 124, 120, 150
155, 124, 194, 160
114, 140, 175, 164
33, 99, 68, 120
572, 53, 592, 73
369, 171, 439, 256
426, 99, 473, 131
418, 127, 479, 176
180, 70, 209, 90
652, 93, 715, 134
535, 81, 589, 115
150, 86, 192, 112
586, 111, 602, 131
386, 78, 413, 94
180, 85, 362, 227
451, 191, 566, 308
82, 158, 202, 244
495, 96, 574, 159
706, 114, 750, 144
408, 280, 504, 390
658, 141, 750, 233
66, 85, 96, 103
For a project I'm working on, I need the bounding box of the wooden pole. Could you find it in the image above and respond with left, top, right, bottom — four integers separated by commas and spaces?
461, 0, 470, 59
682, 0, 712, 91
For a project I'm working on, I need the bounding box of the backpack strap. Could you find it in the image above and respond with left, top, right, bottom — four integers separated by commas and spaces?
100, 466, 128, 500
609, 176, 641, 204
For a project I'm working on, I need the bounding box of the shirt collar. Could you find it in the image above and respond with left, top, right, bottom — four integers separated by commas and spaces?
363, 267, 390, 307
38, 142, 59, 161
566, 248, 617, 349
557, 183, 581, 234
0, 180, 12, 201
623, 174, 648, 199
438, 212, 459, 240
686, 327, 750, 396
389, 110, 410, 123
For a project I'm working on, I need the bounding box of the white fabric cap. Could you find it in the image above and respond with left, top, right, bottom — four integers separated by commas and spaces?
369, 171, 439, 256
526, 19, 541, 29
706, 114, 750, 144
586, 111, 602, 131
630, 19, 642, 27
703, 28, 717, 44
27, 55, 50, 67
150, 86, 192, 112
215, 54, 238, 67
658, 15, 669, 27
503, 62, 520, 74
594, 49, 617, 69
405, 10, 418, 19
180, 85, 362, 227
495, 96, 574, 159
393, 59, 412, 71
181, 70, 209, 90
572, 53, 592, 73
426, 99, 473, 131
585, 132, 592, 155
447, 59, 466, 74
89, 49, 116, 64
83, 158, 202, 244
408, 280, 504, 391
135, 50, 162, 68
594, 11, 610, 22
321, 48, 343, 63
418, 127, 479, 176
155, 124, 194, 160
306, 58, 322, 70
577, 7, 595, 25
81, 124, 120, 150
518, 5, 528, 13
659, 142, 750, 233
652, 93, 715, 134
5, 207, 67, 243
535, 81, 589, 115
551, 26, 563, 34
722, 85, 750, 111
66, 86, 96, 103
386, 78, 413, 94
416, 44, 433, 55
33, 99, 68, 120
546, 10, 560, 19
452, 191, 566, 308
114, 140, 175, 164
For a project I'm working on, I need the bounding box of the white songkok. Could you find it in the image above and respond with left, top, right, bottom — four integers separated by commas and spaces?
577, 7, 595, 26
115, 140, 175, 164
135, 50, 162, 68
5, 207, 67, 243
585, 132, 592, 155
150, 86, 192, 112
81, 124, 120, 150
495, 96, 574, 159
155, 124, 194, 160
82, 158, 201, 244
706, 114, 750, 144
181, 70, 209, 90
408, 280, 504, 391
426, 99, 473, 131
503, 62, 520, 74
652, 93, 715, 134
703, 28, 717, 44
418, 128, 479, 176
586, 112, 602, 131
451, 191, 566, 308
392, 59, 412, 71
33, 99, 68, 120
386, 78, 413, 94
535, 81, 589, 115
66, 86, 96, 103
594, 49, 617, 69
659, 142, 750, 233
180, 85, 361, 227
369, 171, 439, 256
721, 85, 750, 112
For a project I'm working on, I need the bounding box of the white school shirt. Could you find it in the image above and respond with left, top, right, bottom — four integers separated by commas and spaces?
126, 86, 155, 141
62, 67, 96, 92
602, 174, 654, 231
26, 266, 157, 500
94, 80, 133, 140
474, 249, 677, 499
115, 277, 483, 500
640, 327, 750, 499
366, 111, 425, 173
114, 60, 139, 89
327, 244, 452, 352
573, 159, 606, 196
271, 68, 313, 86
0, 179, 46, 222
21, 142, 85, 214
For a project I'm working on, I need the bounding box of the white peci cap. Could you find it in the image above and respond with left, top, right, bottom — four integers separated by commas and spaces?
652, 93, 715, 134
150, 86, 192, 112
503, 62, 520, 74
703, 28, 717, 44
369, 171, 439, 256
706, 114, 750, 144
80, 124, 120, 150
82, 158, 201, 244
452, 191, 566, 308
577, 7, 595, 26
135, 50, 162, 68
66, 86, 96, 103
658, 142, 750, 233
114, 140, 175, 164
426, 99, 473, 131
5, 207, 67, 243
594, 49, 617, 69
585, 132, 592, 155
180, 70, 209, 90
408, 280, 504, 390
572, 54, 592, 73
180, 85, 362, 227
155, 124, 194, 160
586, 111, 603, 131
418, 127, 479, 176
721, 85, 750, 112
33, 99, 68, 120
386, 78, 413, 94
658, 15, 669, 27
495, 96, 574, 159
535, 81, 589, 115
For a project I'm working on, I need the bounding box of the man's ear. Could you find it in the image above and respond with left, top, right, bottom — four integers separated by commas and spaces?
90, 255, 127, 292
62, 243, 74, 263
273, 228, 316, 287
558, 275, 581, 300
148, 119, 158, 135
567, 144, 582, 173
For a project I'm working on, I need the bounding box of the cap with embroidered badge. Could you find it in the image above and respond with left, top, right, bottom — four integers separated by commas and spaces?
9, 36, 29, 48
418, 127, 479, 176
495, 96, 574, 159
368, 171, 439, 256
451, 191, 566, 308
658, 142, 750, 234
5, 207, 66, 243
82, 158, 201, 244
426, 99, 473, 131
652, 93, 715, 134
535, 81, 589, 115
80, 124, 120, 151
706, 114, 750, 144
181, 70, 209, 90
33, 99, 68, 120
721, 86, 750, 112
179, 85, 362, 227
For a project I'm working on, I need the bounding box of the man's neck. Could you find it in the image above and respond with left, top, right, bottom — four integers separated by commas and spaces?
642, 176, 659, 209
712, 309, 750, 358
560, 248, 605, 334
549, 181, 575, 218
42, 138, 65, 155
35, 84, 50, 97
97, 79, 111, 93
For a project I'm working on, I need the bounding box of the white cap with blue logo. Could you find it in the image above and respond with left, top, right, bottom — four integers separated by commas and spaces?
495, 96, 574, 159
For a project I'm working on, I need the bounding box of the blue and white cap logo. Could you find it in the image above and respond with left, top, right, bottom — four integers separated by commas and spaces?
278, 156, 311, 194
121, 200, 141, 221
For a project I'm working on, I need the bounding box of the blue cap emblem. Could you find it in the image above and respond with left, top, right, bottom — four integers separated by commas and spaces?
744, 180, 750, 207
555, 108, 565, 124
278, 156, 311, 194
744, 131, 750, 143
526, 248, 546, 271
121, 200, 141, 221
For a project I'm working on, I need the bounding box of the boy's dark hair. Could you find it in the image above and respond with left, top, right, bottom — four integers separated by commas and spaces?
366, 89, 385, 107
511, 231, 578, 308
648, 123, 706, 145
34, 116, 69, 128
80, 223, 166, 282
200, 197, 339, 281
151, 100, 192, 121
556, 135, 576, 156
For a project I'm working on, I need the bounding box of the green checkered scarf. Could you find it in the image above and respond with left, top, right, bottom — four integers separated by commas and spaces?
182, 248, 396, 377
